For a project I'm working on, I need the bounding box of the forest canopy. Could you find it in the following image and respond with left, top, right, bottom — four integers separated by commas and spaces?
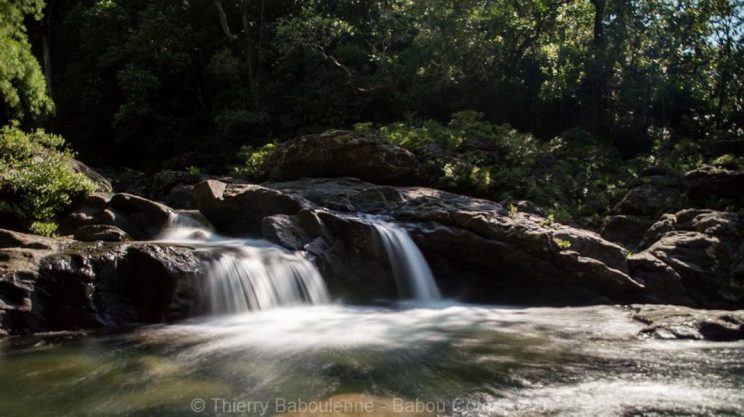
0, 0, 738, 170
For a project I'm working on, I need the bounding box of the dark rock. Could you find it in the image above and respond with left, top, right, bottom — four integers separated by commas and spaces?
612, 175, 686, 216
68, 159, 112, 193
600, 215, 655, 250
632, 304, 744, 341
266, 178, 647, 305
264, 131, 424, 186
163, 183, 197, 209
194, 180, 313, 235
635, 209, 743, 308
261, 214, 311, 250
684, 166, 744, 205
73, 225, 131, 242
1, 229, 206, 335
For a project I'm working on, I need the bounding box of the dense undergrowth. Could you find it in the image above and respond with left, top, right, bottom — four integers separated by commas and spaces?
0, 125, 94, 235
234, 111, 742, 226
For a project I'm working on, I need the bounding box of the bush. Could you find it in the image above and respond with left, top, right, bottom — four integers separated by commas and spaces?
232, 143, 276, 179
0, 125, 95, 235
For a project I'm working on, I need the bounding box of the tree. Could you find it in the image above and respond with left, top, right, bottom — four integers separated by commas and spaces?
0, 0, 54, 121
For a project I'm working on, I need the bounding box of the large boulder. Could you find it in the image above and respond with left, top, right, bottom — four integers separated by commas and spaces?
600, 215, 655, 250
194, 180, 312, 235
60, 192, 175, 240
634, 209, 743, 308
264, 178, 648, 305
684, 166, 744, 206
264, 131, 424, 185
612, 175, 686, 216
0, 229, 205, 335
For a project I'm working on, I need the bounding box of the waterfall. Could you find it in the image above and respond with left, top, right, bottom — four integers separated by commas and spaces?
158, 220, 329, 315
372, 222, 442, 303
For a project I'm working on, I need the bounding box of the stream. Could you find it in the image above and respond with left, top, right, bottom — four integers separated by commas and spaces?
0, 219, 742, 417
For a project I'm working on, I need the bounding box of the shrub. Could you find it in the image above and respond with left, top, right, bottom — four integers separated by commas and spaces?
232, 143, 276, 179
0, 125, 95, 235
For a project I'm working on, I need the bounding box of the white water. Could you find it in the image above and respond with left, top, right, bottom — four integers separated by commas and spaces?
158, 212, 441, 312
158, 218, 329, 314
373, 222, 442, 303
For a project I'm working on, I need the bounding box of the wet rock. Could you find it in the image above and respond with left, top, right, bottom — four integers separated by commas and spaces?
261, 214, 311, 250
632, 304, 744, 341
194, 180, 313, 235
264, 130, 424, 186
73, 224, 131, 242
635, 209, 743, 308
266, 178, 646, 305
0, 229, 206, 336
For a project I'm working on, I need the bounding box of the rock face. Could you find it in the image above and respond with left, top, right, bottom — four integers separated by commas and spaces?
612, 175, 686, 217
194, 180, 312, 235
0, 229, 204, 336
263, 131, 424, 186
192, 178, 655, 305
632, 209, 743, 309
632, 304, 744, 341
60, 191, 175, 240
684, 166, 744, 206
600, 215, 655, 250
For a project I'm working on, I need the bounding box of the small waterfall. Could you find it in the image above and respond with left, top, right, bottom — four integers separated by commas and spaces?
158, 221, 329, 315
203, 248, 329, 314
372, 222, 442, 303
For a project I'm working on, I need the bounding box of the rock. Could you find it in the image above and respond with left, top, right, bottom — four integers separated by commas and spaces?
264, 178, 646, 305
600, 215, 655, 250
68, 159, 112, 193
627, 253, 695, 306
684, 166, 744, 206
264, 130, 424, 185
632, 304, 744, 341
163, 183, 196, 209
1, 229, 206, 335
635, 209, 743, 308
261, 214, 311, 250
194, 180, 313, 235
612, 175, 686, 216
73, 224, 131, 242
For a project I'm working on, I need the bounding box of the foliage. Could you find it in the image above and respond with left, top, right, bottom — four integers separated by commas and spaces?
0, 0, 54, 120
0, 124, 94, 234
12, 0, 739, 171
232, 143, 276, 179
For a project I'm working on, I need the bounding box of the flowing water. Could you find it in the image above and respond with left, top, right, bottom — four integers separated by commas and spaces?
372, 222, 441, 303
158, 218, 329, 314
1, 217, 743, 417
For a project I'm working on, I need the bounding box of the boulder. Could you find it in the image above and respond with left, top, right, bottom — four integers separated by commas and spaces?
61, 192, 175, 240
194, 180, 313, 235
261, 214, 312, 250
684, 166, 744, 206
264, 130, 424, 185
600, 215, 655, 250
632, 304, 744, 341
73, 224, 131, 242
265, 178, 647, 305
0, 229, 206, 335
68, 159, 112, 193
634, 209, 743, 308
612, 175, 686, 216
